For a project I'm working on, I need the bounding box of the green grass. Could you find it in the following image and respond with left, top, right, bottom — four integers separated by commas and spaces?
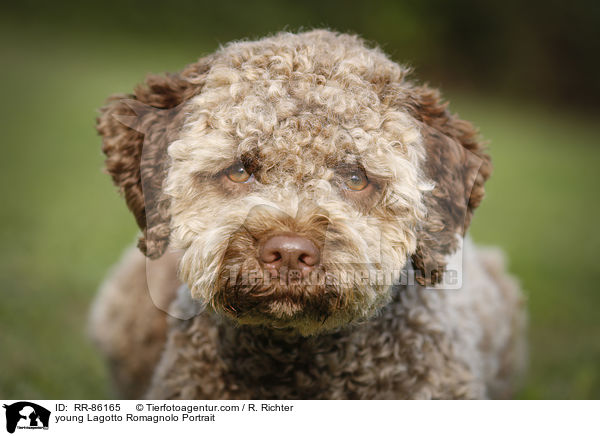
1, 26, 598, 399
450, 94, 600, 399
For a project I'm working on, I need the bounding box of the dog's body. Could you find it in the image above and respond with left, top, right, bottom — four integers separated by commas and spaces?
90, 30, 526, 399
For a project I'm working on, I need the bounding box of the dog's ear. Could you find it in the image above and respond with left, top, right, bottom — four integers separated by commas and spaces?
97, 59, 211, 258
404, 85, 492, 286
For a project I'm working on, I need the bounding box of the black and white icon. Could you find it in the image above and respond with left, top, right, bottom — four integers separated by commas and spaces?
3, 402, 50, 433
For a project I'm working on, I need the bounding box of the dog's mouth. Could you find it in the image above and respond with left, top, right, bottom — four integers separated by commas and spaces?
214, 264, 345, 323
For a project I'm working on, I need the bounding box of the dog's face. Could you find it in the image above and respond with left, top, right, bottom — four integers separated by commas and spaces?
98, 30, 491, 335
166, 71, 427, 334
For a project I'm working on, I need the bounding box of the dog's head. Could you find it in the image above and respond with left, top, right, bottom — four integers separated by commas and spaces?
98, 30, 491, 335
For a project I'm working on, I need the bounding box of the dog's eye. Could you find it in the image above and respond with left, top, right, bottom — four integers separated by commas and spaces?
344, 169, 369, 191
226, 162, 253, 183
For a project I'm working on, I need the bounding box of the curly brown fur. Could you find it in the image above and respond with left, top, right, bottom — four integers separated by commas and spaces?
149, 289, 480, 400
147, 238, 524, 400
402, 86, 492, 285
97, 58, 213, 258
91, 29, 525, 399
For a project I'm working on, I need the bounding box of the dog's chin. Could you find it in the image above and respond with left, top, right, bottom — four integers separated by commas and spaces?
212, 274, 388, 336
213, 281, 334, 333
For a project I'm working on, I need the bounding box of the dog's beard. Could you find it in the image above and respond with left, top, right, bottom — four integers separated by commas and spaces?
216, 257, 344, 323
208, 233, 394, 335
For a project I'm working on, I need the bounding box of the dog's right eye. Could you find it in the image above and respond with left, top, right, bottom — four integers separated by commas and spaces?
225, 162, 253, 183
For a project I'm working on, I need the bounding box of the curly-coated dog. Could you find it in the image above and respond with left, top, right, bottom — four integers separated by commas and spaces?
90, 30, 526, 399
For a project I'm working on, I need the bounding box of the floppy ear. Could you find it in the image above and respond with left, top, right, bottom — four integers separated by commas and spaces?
97, 59, 211, 258
404, 85, 492, 286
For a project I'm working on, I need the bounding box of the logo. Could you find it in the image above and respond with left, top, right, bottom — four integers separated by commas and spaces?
3, 402, 50, 434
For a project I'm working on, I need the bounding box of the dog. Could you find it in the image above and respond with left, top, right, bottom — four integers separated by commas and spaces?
90, 29, 526, 399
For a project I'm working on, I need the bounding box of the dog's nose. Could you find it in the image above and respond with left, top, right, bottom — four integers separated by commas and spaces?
260, 234, 320, 276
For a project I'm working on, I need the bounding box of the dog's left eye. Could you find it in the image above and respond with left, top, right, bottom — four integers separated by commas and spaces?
344, 169, 369, 191
226, 162, 253, 183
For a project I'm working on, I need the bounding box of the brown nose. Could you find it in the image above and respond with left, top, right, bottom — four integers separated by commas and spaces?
259, 234, 320, 276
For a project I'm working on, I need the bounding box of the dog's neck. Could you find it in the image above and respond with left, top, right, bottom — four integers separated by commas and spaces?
217, 285, 415, 398
167, 281, 448, 399
171, 282, 411, 395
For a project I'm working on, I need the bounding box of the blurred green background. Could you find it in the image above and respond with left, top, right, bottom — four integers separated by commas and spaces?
0, 0, 598, 399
